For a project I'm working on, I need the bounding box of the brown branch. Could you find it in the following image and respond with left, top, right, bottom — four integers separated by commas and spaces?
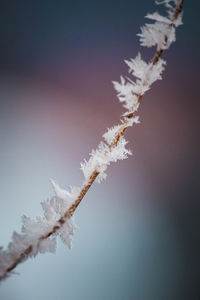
5, 245, 33, 276
0, 0, 184, 282
40, 170, 100, 241
172, 0, 184, 22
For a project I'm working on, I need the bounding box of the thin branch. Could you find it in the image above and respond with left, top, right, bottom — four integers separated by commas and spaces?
0, 0, 184, 281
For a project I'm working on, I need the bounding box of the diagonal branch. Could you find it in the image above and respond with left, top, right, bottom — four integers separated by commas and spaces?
0, 0, 184, 282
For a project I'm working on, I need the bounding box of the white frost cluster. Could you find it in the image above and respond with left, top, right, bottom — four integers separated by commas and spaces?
138, 0, 183, 50
0, 181, 80, 279
113, 76, 140, 111
138, 21, 176, 49
81, 135, 132, 183
113, 53, 166, 111
156, 0, 183, 26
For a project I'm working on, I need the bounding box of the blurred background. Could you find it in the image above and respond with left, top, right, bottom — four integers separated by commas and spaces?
0, 0, 199, 299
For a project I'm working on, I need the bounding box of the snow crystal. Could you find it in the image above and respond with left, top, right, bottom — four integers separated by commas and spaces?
145, 12, 171, 24
50, 179, 71, 200
138, 0, 183, 50
113, 76, 132, 102
107, 136, 132, 162
81, 136, 131, 184
0, 178, 79, 280
38, 238, 57, 254
173, 12, 183, 27
138, 22, 176, 49
132, 116, 140, 124
125, 53, 148, 80
143, 58, 166, 86
114, 52, 166, 114
59, 217, 76, 248
103, 125, 122, 145
21, 215, 49, 243
113, 77, 140, 111
155, 0, 183, 27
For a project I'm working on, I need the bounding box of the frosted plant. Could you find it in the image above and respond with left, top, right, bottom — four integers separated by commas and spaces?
0, 0, 184, 281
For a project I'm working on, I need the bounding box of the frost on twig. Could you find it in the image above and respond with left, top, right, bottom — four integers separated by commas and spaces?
0, 0, 184, 281
138, 0, 183, 49
81, 136, 132, 183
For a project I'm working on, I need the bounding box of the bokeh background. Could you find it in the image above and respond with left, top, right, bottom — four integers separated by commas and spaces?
0, 0, 199, 299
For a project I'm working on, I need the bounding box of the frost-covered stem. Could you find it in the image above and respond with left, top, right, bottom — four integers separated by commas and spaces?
42, 170, 100, 236
3, 246, 33, 277
0, 0, 184, 282
172, 0, 184, 22
0, 171, 99, 281
152, 0, 184, 65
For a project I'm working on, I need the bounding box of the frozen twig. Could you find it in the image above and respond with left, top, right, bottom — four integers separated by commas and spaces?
0, 0, 184, 281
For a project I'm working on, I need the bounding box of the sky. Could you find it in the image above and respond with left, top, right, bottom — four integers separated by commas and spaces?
0, 0, 199, 299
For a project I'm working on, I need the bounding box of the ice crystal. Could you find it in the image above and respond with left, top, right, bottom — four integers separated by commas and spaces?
125, 53, 148, 79
81, 136, 131, 184
138, 0, 183, 50
139, 22, 176, 49
103, 125, 122, 145
113, 77, 140, 111
0, 180, 78, 279
59, 217, 76, 248
145, 12, 172, 24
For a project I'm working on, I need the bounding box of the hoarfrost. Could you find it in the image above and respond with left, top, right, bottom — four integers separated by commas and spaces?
59, 218, 76, 249
81, 136, 132, 184
0, 0, 184, 281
